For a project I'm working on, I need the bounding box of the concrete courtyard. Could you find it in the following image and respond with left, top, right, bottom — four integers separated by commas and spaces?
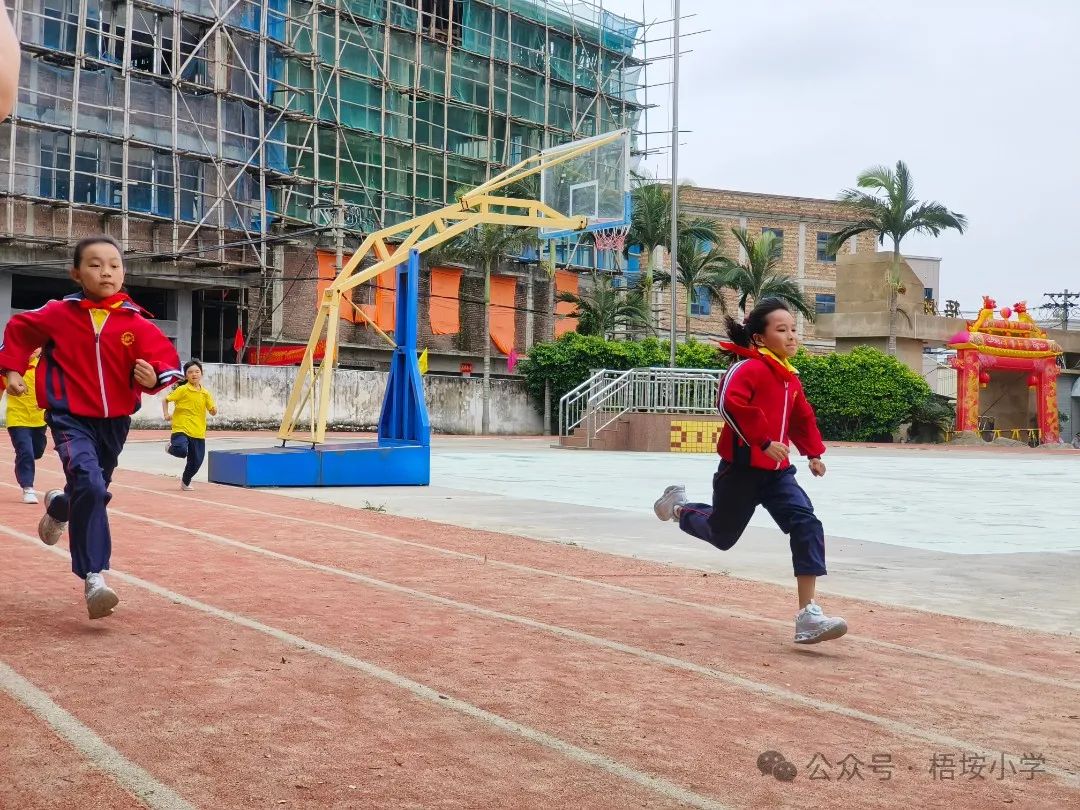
120, 435, 1080, 636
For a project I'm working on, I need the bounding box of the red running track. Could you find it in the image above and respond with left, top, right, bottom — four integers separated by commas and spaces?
0, 446, 1077, 809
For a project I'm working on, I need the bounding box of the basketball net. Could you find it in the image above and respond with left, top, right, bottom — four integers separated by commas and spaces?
593, 226, 629, 254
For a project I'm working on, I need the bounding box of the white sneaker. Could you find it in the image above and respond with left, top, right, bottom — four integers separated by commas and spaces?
37, 489, 67, 546
84, 572, 119, 620
21, 488, 38, 504
653, 484, 687, 522
181, 481, 193, 491
794, 601, 848, 644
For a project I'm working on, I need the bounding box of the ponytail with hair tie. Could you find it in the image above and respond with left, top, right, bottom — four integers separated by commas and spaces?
722, 298, 793, 354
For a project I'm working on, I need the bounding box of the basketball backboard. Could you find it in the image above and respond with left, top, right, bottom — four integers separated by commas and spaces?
539, 129, 632, 239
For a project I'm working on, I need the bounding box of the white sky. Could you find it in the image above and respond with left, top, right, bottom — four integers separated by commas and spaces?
598, 0, 1080, 314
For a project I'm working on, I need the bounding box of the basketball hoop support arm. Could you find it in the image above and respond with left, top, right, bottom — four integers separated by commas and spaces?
278, 130, 629, 444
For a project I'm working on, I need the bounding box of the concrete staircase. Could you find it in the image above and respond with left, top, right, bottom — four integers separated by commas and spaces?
557, 416, 631, 451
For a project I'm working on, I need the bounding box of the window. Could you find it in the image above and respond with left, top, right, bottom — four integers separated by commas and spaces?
817, 231, 838, 262
924, 287, 934, 301
815, 294, 836, 315
127, 148, 174, 217
691, 285, 712, 316
42, 0, 79, 52
38, 132, 70, 200
762, 227, 784, 257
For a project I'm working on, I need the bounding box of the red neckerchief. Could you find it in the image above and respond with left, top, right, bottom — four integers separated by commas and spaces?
717, 341, 797, 380
78, 292, 131, 310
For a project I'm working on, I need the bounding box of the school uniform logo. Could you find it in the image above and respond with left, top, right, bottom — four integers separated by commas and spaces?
120, 331, 135, 346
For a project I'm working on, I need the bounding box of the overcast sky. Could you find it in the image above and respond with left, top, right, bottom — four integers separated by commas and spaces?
599, 0, 1080, 314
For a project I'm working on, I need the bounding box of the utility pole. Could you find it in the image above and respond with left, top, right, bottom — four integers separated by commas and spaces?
668, 0, 681, 368
335, 201, 346, 284
1043, 289, 1080, 330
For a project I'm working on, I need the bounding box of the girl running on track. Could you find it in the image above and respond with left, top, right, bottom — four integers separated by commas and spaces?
652, 298, 848, 644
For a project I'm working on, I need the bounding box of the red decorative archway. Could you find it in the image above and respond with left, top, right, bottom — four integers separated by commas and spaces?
948, 298, 1063, 443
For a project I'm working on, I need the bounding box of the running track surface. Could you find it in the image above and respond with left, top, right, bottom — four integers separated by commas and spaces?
0, 444, 1077, 809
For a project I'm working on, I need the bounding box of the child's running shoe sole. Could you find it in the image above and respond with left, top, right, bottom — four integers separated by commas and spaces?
794, 620, 849, 644
37, 514, 66, 546
86, 587, 119, 620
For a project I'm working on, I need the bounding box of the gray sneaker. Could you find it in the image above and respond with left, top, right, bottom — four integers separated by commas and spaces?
794, 601, 848, 644
84, 572, 119, 620
653, 484, 687, 522
37, 489, 67, 546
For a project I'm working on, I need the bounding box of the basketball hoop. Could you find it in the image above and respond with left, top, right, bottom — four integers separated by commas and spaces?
593, 226, 629, 254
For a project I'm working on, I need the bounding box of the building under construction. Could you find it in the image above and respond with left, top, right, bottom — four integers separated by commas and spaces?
0, 0, 648, 368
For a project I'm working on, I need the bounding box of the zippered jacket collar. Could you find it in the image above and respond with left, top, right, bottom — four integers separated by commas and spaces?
65, 291, 152, 317
717, 341, 797, 380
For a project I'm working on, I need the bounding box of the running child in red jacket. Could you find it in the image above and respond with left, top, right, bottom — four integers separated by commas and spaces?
653, 298, 848, 644
0, 235, 183, 619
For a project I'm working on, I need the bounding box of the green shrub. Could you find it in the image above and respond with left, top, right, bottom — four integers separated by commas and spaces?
792, 346, 933, 442
907, 393, 955, 443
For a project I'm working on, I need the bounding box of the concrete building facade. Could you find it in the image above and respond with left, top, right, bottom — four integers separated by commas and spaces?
643, 187, 952, 353
0, 0, 646, 371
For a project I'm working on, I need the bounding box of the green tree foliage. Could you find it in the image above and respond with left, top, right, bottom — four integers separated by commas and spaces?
829, 161, 967, 356
906, 393, 956, 443
556, 272, 651, 339
717, 228, 814, 319
792, 346, 932, 441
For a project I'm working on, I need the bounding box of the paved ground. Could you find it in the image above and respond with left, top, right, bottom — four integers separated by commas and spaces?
1, 432, 1076, 809
120, 433, 1080, 635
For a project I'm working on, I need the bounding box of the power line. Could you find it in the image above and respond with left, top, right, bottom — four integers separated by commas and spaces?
1042, 290, 1080, 330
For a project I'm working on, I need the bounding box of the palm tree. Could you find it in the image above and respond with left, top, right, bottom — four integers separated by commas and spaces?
654, 236, 729, 341
626, 178, 722, 326
446, 223, 536, 433
556, 272, 651, 340
718, 228, 814, 320
829, 160, 967, 356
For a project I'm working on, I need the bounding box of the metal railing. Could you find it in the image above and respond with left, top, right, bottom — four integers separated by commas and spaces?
559, 367, 725, 446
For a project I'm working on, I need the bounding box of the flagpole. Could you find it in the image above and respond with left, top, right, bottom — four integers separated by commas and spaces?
668, 0, 681, 368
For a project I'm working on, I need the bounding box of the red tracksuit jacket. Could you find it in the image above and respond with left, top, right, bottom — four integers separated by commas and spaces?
0, 292, 184, 419
716, 343, 826, 470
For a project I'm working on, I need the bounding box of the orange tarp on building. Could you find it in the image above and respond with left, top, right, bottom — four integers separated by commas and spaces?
315, 251, 357, 322
429, 268, 462, 335
374, 268, 396, 332
489, 275, 517, 355
554, 270, 579, 337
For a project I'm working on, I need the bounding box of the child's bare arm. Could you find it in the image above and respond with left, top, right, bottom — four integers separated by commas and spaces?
0, 1, 19, 121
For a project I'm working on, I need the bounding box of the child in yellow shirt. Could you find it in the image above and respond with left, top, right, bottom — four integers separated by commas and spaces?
162, 360, 217, 491
4, 349, 47, 503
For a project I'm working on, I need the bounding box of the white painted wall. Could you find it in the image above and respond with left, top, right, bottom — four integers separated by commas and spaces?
0, 363, 544, 436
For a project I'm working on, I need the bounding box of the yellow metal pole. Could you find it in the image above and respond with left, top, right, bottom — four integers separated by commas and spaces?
315, 291, 342, 444
278, 301, 330, 441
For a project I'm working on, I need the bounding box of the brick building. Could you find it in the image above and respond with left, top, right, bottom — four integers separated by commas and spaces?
655, 187, 885, 352
275, 244, 561, 374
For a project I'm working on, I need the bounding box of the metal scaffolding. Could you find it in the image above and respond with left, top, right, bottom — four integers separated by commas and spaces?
0, 0, 655, 354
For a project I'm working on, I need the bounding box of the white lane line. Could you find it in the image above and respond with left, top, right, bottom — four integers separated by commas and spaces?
76, 476, 1080, 693
0, 524, 730, 810
0, 659, 195, 810
97, 511, 1080, 789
